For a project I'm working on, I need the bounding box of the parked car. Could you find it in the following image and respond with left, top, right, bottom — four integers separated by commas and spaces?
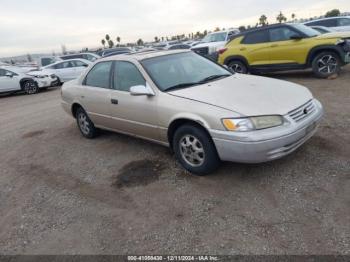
191, 29, 240, 60
0, 66, 59, 94
218, 23, 350, 78
304, 16, 350, 32
37, 56, 62, 67
29, 59, 92, 83
310, 26, 335, 34
61, 50, 323, 175
98, 48, 131, 57
167, 44, 191, 50
60, 52, 100, 62
102, 50, 132, 57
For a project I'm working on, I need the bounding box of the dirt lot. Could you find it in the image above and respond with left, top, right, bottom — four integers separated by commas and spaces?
0, 67, 349, 255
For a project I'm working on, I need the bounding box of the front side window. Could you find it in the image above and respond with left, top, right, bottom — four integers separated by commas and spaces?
141, 52, 231, 92
269, 27, 298, 42
84, 61, 112, 88
74, 60, 88, 67
242, 30, 269, 44
113, 61, 146, 92
308, 19, 337, 27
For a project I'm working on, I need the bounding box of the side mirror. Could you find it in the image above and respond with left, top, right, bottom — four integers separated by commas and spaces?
290, 34, 303, 40
130, 84, 155, 96
5, 72, 13, 78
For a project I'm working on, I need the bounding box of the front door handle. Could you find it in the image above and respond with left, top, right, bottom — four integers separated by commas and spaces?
111, 98, 118, 105
240, 47, 246, 51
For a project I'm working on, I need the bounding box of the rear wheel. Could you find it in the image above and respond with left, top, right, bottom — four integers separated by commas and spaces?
23, 80, 38, 95
312, 51, 341, 78
173, 124, 220, 175
227, 60, 248, 74
76, 107, 98, 139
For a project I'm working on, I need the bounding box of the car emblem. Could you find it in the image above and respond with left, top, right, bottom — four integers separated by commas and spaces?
303, 108, 308, 115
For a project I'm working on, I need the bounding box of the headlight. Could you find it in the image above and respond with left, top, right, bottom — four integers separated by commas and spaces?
222, 116, 284, 132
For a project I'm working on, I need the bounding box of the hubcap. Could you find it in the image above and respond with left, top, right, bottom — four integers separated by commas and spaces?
230, 63, 245, 73
179, 135, 205, 167
317, 55, 338, 74
24, 82, 37, 94
78, 113, 90, 135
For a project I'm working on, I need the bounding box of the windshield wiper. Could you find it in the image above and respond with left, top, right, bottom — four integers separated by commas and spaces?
198, 74, 231, 84
164, 82, 200, 92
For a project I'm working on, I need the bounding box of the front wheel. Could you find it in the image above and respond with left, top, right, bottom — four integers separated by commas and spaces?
173, 124, 221, 175
227, 60, 248, 74
312, 52, 341, 78
23, 80, 38, 95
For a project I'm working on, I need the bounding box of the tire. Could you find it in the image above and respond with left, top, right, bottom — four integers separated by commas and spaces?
312, 51, 341, 78
76, 107, 98, 139
23, 80, 39, 95
173, 124, 221, 175
227, 60, 248, 74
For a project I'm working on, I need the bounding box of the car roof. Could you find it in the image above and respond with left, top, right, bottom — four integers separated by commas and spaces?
99, 49, 190, 62
304, 16, 350, 24
43, 58, 91, 67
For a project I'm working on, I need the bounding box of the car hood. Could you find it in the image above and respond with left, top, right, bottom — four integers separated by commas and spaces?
192, 41, 227, 49
168, 74, 313, 116
315, 31, 350, 39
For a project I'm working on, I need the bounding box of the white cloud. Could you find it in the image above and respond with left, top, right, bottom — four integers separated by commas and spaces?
0, 0, 349, 57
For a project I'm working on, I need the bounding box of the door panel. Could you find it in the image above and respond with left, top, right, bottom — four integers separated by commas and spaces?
109, 90, 160, 141
109, 61, 160, 141
80, 86, 112, 127
268, 27, 309, 65
0, 70, 20, 92
240, 30, 270, 66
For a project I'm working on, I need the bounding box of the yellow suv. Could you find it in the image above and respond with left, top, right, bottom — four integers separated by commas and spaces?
218, 23, 350, 78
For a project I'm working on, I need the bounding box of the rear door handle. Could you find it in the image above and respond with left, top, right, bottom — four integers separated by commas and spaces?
111, 98, 118, 105
270, 44, 278, 47
240, 47, 246, 51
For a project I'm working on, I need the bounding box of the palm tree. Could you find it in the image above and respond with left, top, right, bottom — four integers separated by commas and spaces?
291, 13, 296, 21
101, 39, 106, 48
108, 40, 114, 48
154, 36, 159, 42
259, 15, 268, 26
137, 39, 144, 46
276, 11, 287, 23
105, 34, 110, 41
116, 36, 121, 46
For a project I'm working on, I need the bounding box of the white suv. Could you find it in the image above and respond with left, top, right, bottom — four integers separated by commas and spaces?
304, 16, 350, 32
191, 29, 240, 60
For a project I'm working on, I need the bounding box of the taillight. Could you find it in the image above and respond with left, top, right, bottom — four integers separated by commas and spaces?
218, 48, 228, 55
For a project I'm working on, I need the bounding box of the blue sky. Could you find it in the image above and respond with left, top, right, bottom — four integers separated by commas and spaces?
0, 0, 349, 56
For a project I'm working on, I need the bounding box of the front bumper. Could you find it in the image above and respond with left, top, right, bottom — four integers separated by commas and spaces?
345, 52, 350, 63
35, 75, 59, 88
210, 99, 324, 163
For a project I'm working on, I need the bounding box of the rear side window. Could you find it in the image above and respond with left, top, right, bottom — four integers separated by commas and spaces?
338, 18, 350, 26
307, 19, 337, 27
113, 61, 145, 92
242, 30, 269, 44
84, 62, 112, 88
0, 69, 6, 76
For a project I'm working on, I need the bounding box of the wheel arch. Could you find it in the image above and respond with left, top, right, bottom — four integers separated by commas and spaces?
223, 55, 249, 67
167, 117, 212, 150
71, 103, 84, 118
306, 45, 344, 66
19, 78, 36, 90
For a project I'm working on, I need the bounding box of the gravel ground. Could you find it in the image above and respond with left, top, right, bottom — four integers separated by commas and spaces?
0, 66, 349, 255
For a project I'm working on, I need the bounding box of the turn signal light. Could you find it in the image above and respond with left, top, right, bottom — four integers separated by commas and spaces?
218, 48, 228, 55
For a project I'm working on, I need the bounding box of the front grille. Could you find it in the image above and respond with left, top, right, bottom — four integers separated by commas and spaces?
288, 100, 316, 123
193, 47, 209, 56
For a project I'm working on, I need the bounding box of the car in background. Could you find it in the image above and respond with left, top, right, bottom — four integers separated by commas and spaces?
60, 52, 100, 62
167, 44, 191, 50
310, 26, 335, 34
29, 59, 92, 83
98, 48, 131, 57
191, 29, 240, 60
0, 66, 58, 94
304, 16, 350, 32
38, 56, 62, 67
218, 23, 350, 78
61, 50, 323, 175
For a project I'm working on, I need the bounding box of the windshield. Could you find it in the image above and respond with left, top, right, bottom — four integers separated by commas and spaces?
202, 32, 227, 43
290, 24, 321, 37
141, 52, 232, 91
